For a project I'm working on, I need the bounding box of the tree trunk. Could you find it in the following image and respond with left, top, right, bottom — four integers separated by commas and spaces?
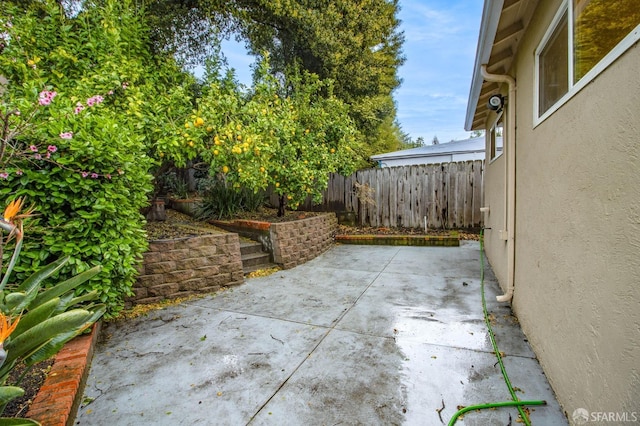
278, 195, 286, 217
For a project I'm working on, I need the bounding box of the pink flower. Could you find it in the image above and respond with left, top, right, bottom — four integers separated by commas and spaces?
90, 173, 99, 179
29, 145, 38, 152
74, 102, 84, 114
0, 172, 8, 179
81, 171, 89, 178
38, 90, 57, 106
48, 144, 58, 152
87, 95, 104, 107
34, 153, 42, 160
59, 132, 73, 140
108, 90, 114, 95
16, 170, 23, 176
13, 110, 20, 116
105, 174, 112, 179
122, 82, 129, 89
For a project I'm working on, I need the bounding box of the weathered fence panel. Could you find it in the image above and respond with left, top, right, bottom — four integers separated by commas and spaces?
267, 160, 484, 229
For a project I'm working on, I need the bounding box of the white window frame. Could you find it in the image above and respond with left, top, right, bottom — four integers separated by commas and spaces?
489, 111, 504, 163
534, 0, 640, 126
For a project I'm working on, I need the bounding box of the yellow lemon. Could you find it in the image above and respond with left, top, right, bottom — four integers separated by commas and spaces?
159, 152, 164, 157
188, 141, 194, 147
194, 117, 204, 127
185, 122, 191, 129
222, 165, 229, 173
206, 126, 213, 133
213, 149, 219, 155
330, 148, 336, 153
287, 195, 292, 200
275, 182, 280, 188
260, 167, 265, 173
236, 124, 242, 131
237, 135, 242, 141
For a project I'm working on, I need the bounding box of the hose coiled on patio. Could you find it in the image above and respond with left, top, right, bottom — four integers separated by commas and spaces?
447, 230, 546, 426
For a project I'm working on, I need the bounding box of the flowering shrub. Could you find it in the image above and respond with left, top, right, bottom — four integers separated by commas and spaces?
0, 0, 176, 316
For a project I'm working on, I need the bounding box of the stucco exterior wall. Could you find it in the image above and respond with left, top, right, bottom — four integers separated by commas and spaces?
499, 0, 640, 417
481, 145, 508, 288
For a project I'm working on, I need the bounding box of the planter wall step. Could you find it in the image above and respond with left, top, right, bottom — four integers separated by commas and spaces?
240, 241, 265, 256
242, 252, 272, 268
243, 262, 279, 275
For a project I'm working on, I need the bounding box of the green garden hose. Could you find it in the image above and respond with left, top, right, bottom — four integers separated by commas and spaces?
448, 230, 546, 425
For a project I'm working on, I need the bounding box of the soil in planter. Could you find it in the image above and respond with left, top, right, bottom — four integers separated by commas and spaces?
3, 359, 54, 418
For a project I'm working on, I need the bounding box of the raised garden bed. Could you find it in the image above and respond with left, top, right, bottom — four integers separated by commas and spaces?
335, 233, 459, 247
211, 212, 338, 269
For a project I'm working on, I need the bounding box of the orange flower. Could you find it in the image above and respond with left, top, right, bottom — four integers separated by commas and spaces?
0, 312, 20, 345
2, 197, 25, 222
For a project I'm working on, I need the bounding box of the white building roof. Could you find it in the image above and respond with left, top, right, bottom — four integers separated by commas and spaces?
370, 136, 486, 162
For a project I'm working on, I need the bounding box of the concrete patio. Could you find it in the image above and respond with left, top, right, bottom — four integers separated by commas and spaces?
76, 242, 568, 425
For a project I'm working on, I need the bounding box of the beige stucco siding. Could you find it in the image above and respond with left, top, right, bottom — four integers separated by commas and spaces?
482, 141, 508, 288
502, 0, 640, 416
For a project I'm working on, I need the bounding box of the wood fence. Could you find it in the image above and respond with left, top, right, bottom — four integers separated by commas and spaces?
269, 160, 484, 229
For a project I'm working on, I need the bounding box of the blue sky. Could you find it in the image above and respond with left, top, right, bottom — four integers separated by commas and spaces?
219, 0, 484, 146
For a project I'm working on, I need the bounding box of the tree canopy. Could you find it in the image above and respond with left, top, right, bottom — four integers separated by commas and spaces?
142, 0, 407, 159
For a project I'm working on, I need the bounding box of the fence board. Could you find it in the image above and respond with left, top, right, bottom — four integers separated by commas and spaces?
265, 160, 484, 229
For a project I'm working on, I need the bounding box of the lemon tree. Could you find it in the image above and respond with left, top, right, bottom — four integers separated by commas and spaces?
266, 69, 361, 216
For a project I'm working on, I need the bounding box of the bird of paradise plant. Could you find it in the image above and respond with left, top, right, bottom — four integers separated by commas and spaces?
0, 197, 105, 425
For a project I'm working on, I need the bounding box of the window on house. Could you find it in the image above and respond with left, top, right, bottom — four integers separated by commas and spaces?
535, 0, 640, 122
489, 112, 504, 161
539, 11, 569, 116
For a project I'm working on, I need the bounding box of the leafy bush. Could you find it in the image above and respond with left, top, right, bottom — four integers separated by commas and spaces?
0, 0, 194, 316
196, 179, 265, 220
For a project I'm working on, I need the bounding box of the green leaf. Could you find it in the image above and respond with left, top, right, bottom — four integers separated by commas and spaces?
3, 293, 27, 313
0, 418, 41, 425
3, 309, 94, 368
30, 265, 102, 310
17, 257, 70, 293
0, 386, 25, 406
11, 298, 60, 339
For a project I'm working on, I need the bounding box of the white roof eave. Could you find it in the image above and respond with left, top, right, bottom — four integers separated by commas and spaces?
464, 0, 504, 131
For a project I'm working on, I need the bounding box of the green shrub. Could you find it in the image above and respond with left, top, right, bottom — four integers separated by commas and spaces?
196, 179, 265, 220
0, 0, 193, 317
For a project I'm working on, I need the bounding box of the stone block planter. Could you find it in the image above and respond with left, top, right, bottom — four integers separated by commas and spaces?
130, 233, 244, 305
211, 213, 338, 269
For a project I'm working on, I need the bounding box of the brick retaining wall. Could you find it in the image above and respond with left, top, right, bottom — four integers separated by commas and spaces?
131, 233, 244, 304
270, 213, 337, 269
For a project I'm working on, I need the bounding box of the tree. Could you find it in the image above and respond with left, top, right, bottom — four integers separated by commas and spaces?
140, 0, 406, 161
178, 56, 361, 216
